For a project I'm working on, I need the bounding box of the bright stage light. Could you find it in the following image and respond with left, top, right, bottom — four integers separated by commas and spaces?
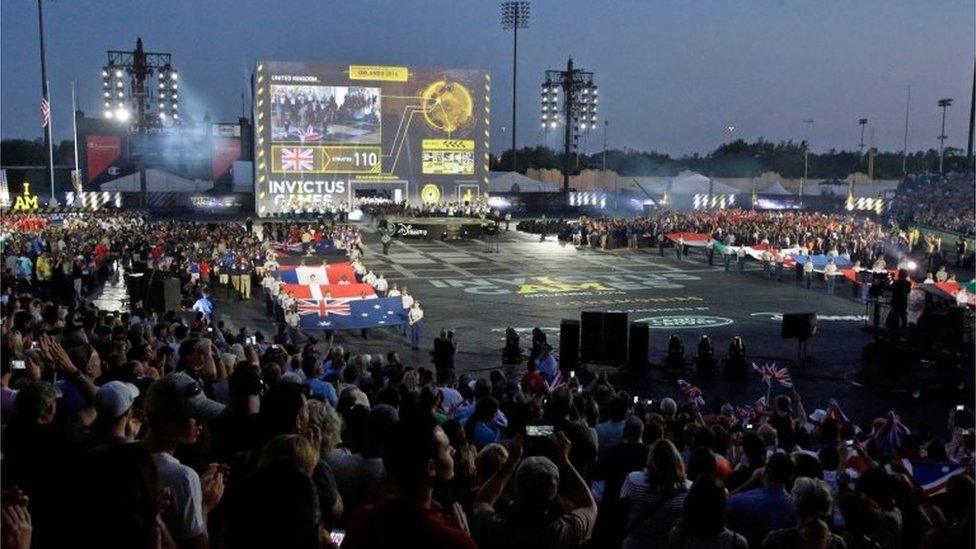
116, 81, 123, 88
114, 69, 123, 77
104, 110, 114, 119
172, 113, 179, 119
170, 72, 178, 80
115, 108, 130, 121
102, 70, 108, 77
549, 121, 557, 128
906, 261, 917, 270
171, 83, 178, 90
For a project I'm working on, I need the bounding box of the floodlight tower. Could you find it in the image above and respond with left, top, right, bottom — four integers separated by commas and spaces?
501, 1, 529, 173
543, 57, 598, 196
101, 38, 179, 131
937, 98, 952, 175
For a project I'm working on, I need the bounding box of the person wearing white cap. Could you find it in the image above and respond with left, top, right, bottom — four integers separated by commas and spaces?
87, 380, 140, 447
142, 373, 227, 547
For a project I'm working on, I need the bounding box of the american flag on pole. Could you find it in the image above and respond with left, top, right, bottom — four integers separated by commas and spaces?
752, 362, 793, 388
280, 147, 314, 171
677, 379, 705, 406
41, 98, 51, 128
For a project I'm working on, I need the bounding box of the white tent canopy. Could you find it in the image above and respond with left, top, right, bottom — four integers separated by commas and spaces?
763, 181, 791, 195
488, 171, 561, 193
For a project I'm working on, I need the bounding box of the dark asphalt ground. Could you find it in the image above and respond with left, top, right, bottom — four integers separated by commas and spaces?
208, 228, 974, 433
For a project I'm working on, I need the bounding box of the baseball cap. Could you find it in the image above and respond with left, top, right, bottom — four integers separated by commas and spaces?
514, 456, 560, 509
146, 373, 225, 421
95, 381, 140, 419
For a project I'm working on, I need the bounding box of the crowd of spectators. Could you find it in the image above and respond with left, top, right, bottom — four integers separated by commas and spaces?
522, 209, 919, 266
890, 173, 975, 236
1, 212, 973, 549
357, 197, 495, 219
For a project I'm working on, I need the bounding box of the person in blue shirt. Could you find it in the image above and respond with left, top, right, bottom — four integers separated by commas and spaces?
462, 396, 500, 450
726, 452, 798, 547
191, 291, 214, 318
534, 344, 559, 383
300, 355, 338, 407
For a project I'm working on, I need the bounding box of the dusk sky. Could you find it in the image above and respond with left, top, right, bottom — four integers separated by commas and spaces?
2, 0, 973, 156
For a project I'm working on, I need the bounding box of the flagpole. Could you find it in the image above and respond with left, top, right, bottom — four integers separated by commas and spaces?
36, 0, 55, 204
72, 80, 80, 182
46, 80, 56, 203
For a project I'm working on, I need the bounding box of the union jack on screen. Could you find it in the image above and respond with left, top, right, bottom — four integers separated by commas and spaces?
281, 148, 314, 171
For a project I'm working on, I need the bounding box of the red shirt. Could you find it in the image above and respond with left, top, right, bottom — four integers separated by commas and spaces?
520, 371, 548, 396
200, 261, 211, 278
344, 497, 476, 549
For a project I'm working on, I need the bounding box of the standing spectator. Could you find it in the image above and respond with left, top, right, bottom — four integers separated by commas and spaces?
471, 434, 597, 549
620, 439, 690, 549
343, 415, 476, 549
726, 452, 798, 546
668, 476, 748, 548
142, 372, 227, 548
763, 477, 845, 548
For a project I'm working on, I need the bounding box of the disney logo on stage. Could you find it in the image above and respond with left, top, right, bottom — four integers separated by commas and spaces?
393, 223, 428, 238
750, 312, 867, 322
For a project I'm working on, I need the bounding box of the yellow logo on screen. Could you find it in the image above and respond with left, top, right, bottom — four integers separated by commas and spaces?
420, 184, 441, 204
349, 65, 409, 82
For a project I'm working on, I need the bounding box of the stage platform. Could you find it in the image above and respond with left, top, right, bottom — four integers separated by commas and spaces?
382, 216, 495, 240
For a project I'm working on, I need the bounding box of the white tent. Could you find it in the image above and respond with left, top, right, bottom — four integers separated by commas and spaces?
488, 171, 560, 193
763, 181, 791, 195
667, 172, 740, 195
100, 169, 214, 192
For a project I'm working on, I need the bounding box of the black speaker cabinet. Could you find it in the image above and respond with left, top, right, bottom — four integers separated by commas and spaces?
628, 322, 649, 371
559, 319, 581, 372
580, 311, 605, 362
603, 312, 629, 364
782, 312, 818, 340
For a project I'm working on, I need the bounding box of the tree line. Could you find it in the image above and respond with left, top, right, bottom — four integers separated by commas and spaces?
2, 137, 972, 180
490, 138, 974, 180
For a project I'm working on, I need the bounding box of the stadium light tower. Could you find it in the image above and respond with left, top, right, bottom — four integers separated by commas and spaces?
937, 98, 952, 175
543, 57, 597, 196
501, 1, 529, 173
101, 38, 179, 131
857, 118, 868, 157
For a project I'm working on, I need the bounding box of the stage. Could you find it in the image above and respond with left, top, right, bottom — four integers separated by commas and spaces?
211, 227, 973, 430
382, 216, 495, 240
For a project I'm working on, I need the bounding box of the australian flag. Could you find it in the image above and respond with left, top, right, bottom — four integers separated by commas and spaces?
297, 296, 406, 330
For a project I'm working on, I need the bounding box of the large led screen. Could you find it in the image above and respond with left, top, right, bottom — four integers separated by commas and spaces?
254, 61, 490, 215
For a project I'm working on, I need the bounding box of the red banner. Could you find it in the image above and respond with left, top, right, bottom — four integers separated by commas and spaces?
85, 135, 122, 184
211, 137, 241, 182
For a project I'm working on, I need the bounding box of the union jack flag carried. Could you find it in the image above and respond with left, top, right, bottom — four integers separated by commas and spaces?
752, 362, 793, 388
677, 379, 705, 406
289, 125, 322, 143
296, 298, 351, 318
273, 241, 305, 255
280, 147, 314, 171
545, 371, 567, 393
